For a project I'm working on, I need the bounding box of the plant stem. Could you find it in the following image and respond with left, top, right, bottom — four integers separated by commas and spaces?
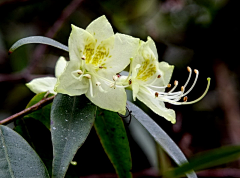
0, 95, 55, 125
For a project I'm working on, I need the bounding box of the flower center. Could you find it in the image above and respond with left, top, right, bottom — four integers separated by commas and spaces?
136, 57, 157, 81
84, 41, 112, 70
71, 55, 128, 98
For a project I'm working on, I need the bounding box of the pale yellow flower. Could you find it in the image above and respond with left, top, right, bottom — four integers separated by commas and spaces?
55, 16, 140, 114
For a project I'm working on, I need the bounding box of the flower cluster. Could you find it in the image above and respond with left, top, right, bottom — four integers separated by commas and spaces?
26, 15, 210, 124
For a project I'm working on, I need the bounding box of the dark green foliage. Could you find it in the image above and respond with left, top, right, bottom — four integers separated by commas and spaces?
0, 125, 50, 178
166, 145, 240, 177
94, 107, 132, 178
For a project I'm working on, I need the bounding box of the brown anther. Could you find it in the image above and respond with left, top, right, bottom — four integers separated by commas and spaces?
99, 66, 103, 69
187, 66, 191, 72
183, 96, 188, 102
157, 74, 161, 78
77, 70, 83, 75
81, 55, 86, 60
167, 84, 171, 88
117, 73, 121, 78
155, 92, 159, 97
85, 74, 91, 79
194, 69, 199, 74
129, 79, 132, 85
181, 86, 184, 92
174, 80, 178, 86
113, 75, 118, 81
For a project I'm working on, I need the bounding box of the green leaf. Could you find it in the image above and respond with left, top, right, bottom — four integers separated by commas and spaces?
127, 101, 197, 178
51, 93, 97, 178
0, 125, 50, 178
166, 145, 240, 177
13, 92, 54, 175
94, 108, 132, 178
14, 118, 53, 176
9, 36, 69, 53
23, 92, 54, 129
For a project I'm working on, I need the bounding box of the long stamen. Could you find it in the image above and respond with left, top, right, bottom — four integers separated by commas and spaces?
84, 74, 93, 96
169, 80, 178, 93
180, 78, 211, 105
183, 69, 199, 96
155, 92, 183, 99
145, 86, 182, 102
155, 78, 210, 105
184, 66, 192, 88
91, 73, 113, 86
146, 85, 181, 96
164, 80, 178, 96
173, 86, 185, 101
88, 77, 94, 97
96, 82, 107, 93
170, 86, 185, 102
92, 72, 128, 89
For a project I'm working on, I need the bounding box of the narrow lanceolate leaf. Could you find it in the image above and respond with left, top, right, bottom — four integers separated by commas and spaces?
51, 93, 97, 178
166, 145, 240, 178
94, 108, 132, 178
9, 36, 69, 54
23, 92, 54, 129
0, 125, 50, 178
127, 101, 197, 178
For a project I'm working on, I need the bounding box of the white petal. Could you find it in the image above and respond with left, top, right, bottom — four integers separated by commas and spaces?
55, 56, 67, 78
147, 36, 158, 60
26, 77, 57, 94
132, 43, 159, 84
85, 75, 127, 115
158, 61, 174, 85
86, 15, 114, 46
101, 33, 140, 76
137, 90, 176, 124
55, 61, 88, 96
69, 25, 96, 63
85, 35, 115, 74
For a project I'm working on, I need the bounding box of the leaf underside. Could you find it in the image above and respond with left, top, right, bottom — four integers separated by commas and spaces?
0, 125, 50, 178
51, 93, 97, 178
127, 101, 197, 178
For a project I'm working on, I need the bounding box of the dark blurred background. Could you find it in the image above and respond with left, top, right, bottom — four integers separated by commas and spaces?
1, 0, 240, 177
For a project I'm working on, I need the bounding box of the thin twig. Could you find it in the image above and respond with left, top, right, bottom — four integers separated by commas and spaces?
0, 95, 55, 125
